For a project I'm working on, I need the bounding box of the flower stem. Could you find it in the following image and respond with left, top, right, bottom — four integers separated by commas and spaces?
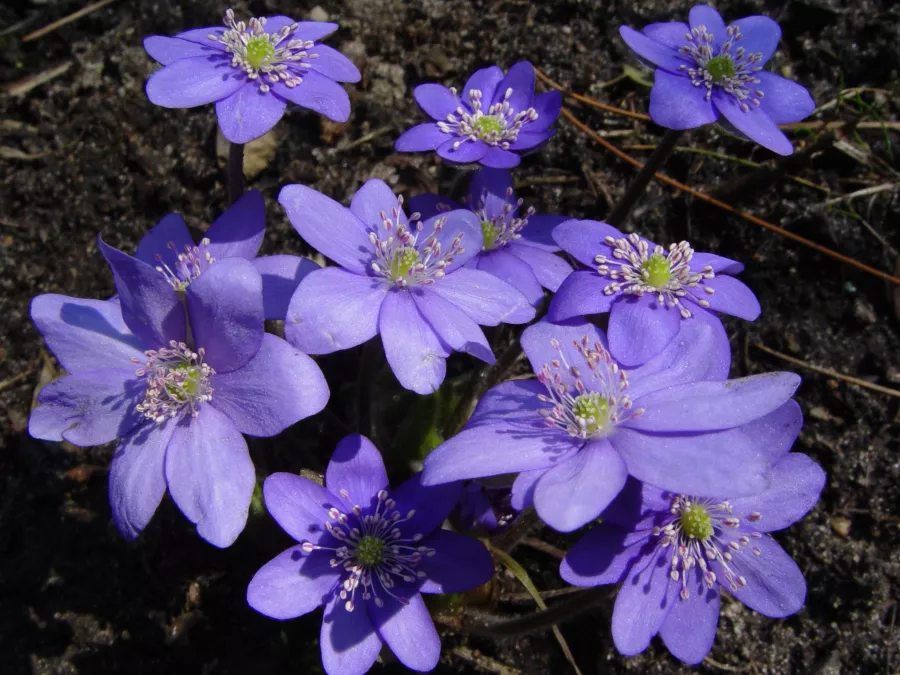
356, 340, 381, 441
227, 141, 245, 204
606, 128, 683, 227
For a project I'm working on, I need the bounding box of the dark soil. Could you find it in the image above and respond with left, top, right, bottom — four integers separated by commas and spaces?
2, 0, 899, 674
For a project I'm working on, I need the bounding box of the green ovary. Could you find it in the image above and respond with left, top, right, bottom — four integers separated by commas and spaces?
355, 536, 385, 565
680, 504, 714, 541
391, 246, 420, 280
481, 221, 498, 250
572, 393, 610, 434
166, 365, 203, 401
474, 115, 504, 138
705, 55, 736, 82
642, 253, 672, 289
245, 36, 275, 69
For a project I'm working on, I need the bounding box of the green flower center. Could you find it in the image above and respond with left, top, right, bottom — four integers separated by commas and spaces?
572, 393, 610, 434
166, 364, 204, 401
245, 36, 275, 69
705, 55, 736, 82
679, 504, 714, 541
391, 246, 420, 280
642, 253, 672, 289
355, 535, 385, 566
481, 221, 498, 250
474, 116, 504, 138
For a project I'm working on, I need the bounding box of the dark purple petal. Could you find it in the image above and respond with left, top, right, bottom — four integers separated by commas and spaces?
495, 61, 535, 110
643, 21, 691, 49
429, 209, 484, 272
508, 243, 572, 292
306, 44, 361, 83
413, 83, 462, 120
379, 290, 449, 394
511, 469, 542, 510
700, 275, 760, 319
627, 372, 801, 433
349, 178, 407, 229
263, 472, 343, 543
284, 267, 387, 355
145, 55, 243, 108
430, 268, 535, 325
552, 218, 623, 267
730, 16, 781, 65
619, 25, 692, 73
508, 129, 555, 151
468, 168, 514, 218
528, 90, 562, 131
659, 576, 720, 665
211, 334, 328, 436
712, 90, 793, 155
601, 477, 672, 531
371, 594, 439, 672
320, 596, 382, 675
165, 405, 255, 547
205, 189, 265, 260
185, 257, 264, 373
521, 317, 606, 383
394, 123, 451, 151
278, 184, 372, 274
718, 533, 806, 617
144, 36, 220, 65
756, 72, 816, 124
325, 434, 389, 509
135, 213, 193, 269
518, 214, 566, 252
413, 288, 495, 364
29, 369, 144, 446
547, 269, 615, 322
560, 523, 653, 586
253, 255, 320, 320
437, 138, 489, 164
390, 473, 463, 536
730, 452, 825, 532
475, 249, 544, 306
109, 419, 175, 540
418, 529, 494, 594
689, 5, 727, 48
216, 82, 286, 144
271, 71, 350, 123
98, 239, 185, 350
690, 251, 743, 274
612, 546, 677, 655
30, 294, 144, 372
247, 548, 338, 619
650, 70, 718, 129
608, 294, 681, 367
406, 193, 459, 221
479, 146, 521, 168
291, 21, 339, 42
462, 65, 504, 108
533, 439, 628, 532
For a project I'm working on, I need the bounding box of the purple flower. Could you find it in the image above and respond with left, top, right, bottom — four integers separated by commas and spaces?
247, 435, 494, 675
408, 168, 572, 306
395, 62, 561, 168
278, 179, 536, 394
145, 9, 361, 143
561, 411, 825, 664
125, 189, 319, 321
549, 220, 760, 366
423, 317, 801, 533
458, 481, 518, 534
29, 245, 329, 547
619, 4, 815, 155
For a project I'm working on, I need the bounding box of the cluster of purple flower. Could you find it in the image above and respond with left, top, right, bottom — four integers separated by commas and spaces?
28, 5, 825, 674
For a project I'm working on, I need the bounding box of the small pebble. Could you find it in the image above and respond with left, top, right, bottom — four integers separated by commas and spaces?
307, 6, 330, 22
831, 516, 851, 538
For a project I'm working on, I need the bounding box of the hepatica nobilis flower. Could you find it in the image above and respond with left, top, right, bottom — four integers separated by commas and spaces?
409, 168, 572, 306
549, 219, 760, 366
395, 61, 561, 168
561, 406, 825, 664
247, 435, 494, 675
423, 318, 801, 533
278, 179, 535, 394
29, 246, 328, 547
619, 4, 815, 155
145, 9, 361, 143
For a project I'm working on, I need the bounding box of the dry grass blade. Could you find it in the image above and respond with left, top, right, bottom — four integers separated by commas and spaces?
22, 0, 121, 42
821, 183, 897, 207
534, 66, 650, 121
6, 61, 73, 97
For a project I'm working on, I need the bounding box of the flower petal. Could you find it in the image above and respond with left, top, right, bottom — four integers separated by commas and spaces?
144, 36, 220, 65
612, 546, 677, 656
429, 268, 535, 325
406, 193, 459, 221
712, 89, 793, 155
306, 44, 361, 83
547, 269, 615, 322
650, 70, 718, 129
427, 209, 484, 272
272, 71, 350, 122
165, 406, 255, 547
284, 267, 387, 354
175, 27, 226, 48
135, 213, 194, 268
468, 168, 513, 218
211, 334, 328, 436
462, 65, 504, 107
146, 55, 243, 108
413, 83, 462, 120
98, 239, 185, 350
390, 473, 463, 536
511, 469, 542, 510
418, 529, 494, 594
320, 596, 382, 675
507, 243, 572, 292
479, 146, 521, 168
756, 71, 816, 124
690, 251, 744, 274
325, 434, 389, 509
263, 472, 343, 543
278, 183, 372, 274
247, 548, 338, 619
204, 189, 265, 260
627, 372, 801, 433
689, 5, 727, 48
109, 419, 175, 540
659, 575, 720, 665
185, 257, 264, 373
721, 533, 806, 617
561, 523, 653, 587
253, 254, 320, 320
371, 594, 440, 672
730, 16, 781, 65
552, 218, 624, 267
30, 294, 144, 373
508, 129, 555, 151
474, 249, 544, 306
643, 22, 691, 49
413, 288, 495, 364
216, 81, 286, 144
394, 123, 451, 151
521, 316, 605, 382
619, 25, 692, 73
437, 138, 489, 164
349, 178, 407, 229
528, 90, 562, 131
700, 275, 760, 319
739, 399, 804, 464
379, 290, 449, 394
608, 294, 682, 367
495, 61, 535, 111
533, 439, 628, 532
291, 21, 339, 42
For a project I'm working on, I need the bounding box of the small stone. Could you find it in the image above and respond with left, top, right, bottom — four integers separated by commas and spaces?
830, 516, 851, 538
852, 298, 877, 325
306, 6, 330, 22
